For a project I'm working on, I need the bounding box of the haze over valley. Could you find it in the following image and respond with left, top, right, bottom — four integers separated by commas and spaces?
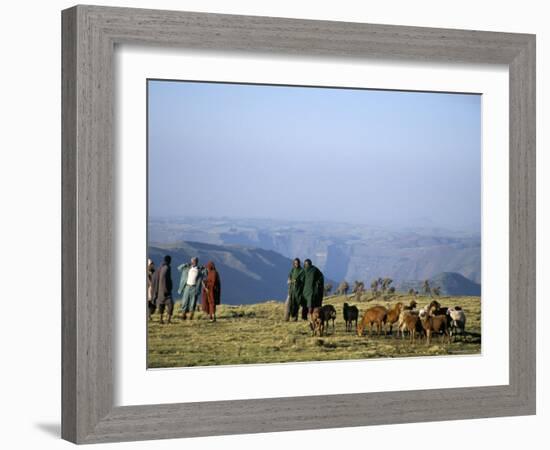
149, 216, 481, 304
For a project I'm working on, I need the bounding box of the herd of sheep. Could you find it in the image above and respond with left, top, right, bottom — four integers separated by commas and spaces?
309, 299, 467, 345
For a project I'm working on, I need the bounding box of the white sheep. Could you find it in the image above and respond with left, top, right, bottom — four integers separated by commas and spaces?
418, 306, 429, 319
447, 307, 466, 337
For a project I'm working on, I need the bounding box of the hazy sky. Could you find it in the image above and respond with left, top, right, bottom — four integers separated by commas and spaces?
148, 80, 481, 231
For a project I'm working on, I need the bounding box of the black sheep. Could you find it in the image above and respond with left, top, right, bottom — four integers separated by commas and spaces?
343, 303, 359, 332
321, 304, 337, 332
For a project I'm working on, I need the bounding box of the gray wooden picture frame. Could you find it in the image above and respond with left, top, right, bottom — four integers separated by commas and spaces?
61, 4, 536, 444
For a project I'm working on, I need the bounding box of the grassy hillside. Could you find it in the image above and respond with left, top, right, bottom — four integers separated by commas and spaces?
147, 294, 481, 368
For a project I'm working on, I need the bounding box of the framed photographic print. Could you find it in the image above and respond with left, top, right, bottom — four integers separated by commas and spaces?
62, 4, 536, 444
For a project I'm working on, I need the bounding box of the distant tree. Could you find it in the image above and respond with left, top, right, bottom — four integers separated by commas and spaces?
338, 280, 350, 296
324, 283, 333, 296
423, 279, 432, 297
388, 286, 396, 294
380, 277, 393, 294
352, 280, 365, 294
408, 288, 415, 296
370, 279, 379, 296
432, 286, 441, 297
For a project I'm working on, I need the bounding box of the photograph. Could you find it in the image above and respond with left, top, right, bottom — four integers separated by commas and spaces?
146, 79, 482, 369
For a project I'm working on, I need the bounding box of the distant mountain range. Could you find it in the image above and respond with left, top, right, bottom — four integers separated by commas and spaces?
149, 240, 480, 305
149, 216, 481, 286
397, 272, 481, 296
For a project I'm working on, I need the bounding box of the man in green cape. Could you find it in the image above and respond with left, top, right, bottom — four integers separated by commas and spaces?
301, 258, 324, 320
285, 258, 304, 321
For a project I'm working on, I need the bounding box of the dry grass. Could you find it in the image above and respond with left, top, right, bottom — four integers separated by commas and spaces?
147, 294, 481, 368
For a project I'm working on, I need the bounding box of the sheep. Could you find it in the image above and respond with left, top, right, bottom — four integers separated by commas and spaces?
398, 310, 422, 343
385, 302, 403, 336
428, 299, 449, 315
321, 304, 337, 332
418, 304, 431, 316
419, 304, 450, 345
403, 299, 417, 311
397, 310, 413, 338
357, 305, 388, 337
343, 303, 359, 332
429, 300, 452, 328
309, 307, 325, 337
397, 300, 418, 338
447, 306, 466, 338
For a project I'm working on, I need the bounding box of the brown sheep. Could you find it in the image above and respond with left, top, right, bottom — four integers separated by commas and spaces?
385, 302, 403, 336
397, 310, 407, 338
397, 299, 418, 338
309, 307, 325, 337
357, 305, 388, 336
343, 303, 359, 332
398, 310, 422, 343
419, 305, 450, 345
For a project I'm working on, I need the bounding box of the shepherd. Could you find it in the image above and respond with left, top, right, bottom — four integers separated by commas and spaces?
151, 255, 173, 324
285, 258, 304, 321
147, 258, 156, 320
201, 261, 221, 322
302, 258, 324, 320
177, 256, 205, 320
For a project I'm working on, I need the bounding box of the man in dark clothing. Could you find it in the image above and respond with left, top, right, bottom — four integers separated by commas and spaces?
147, 258, 156, 320
301, 258, 324, 320
151, 255, 173, 324
285, 258, 304, 321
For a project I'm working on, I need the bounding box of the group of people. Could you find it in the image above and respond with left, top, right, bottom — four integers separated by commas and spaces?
147, 255, 222, 324
286, 258, 325, 321
147, 254, 324, 325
